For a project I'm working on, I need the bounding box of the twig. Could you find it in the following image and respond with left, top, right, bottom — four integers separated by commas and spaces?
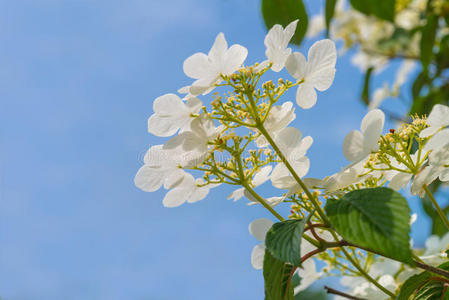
324, 286, 367, 300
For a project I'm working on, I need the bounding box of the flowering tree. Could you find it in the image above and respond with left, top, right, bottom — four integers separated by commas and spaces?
135, 20, 449, 299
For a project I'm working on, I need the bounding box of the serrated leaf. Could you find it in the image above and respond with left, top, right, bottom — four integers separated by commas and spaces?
265, 219, 307, 266
263, 250, 295, 300
325, 0, 337, 36
261, 0, 308, 46
413, 281, 449, 300
349, 0, 395, 22
397, 272, 431, 300
325, 187, 413, 264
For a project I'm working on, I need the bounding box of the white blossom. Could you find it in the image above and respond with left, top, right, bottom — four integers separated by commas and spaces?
264, 20, 298, 72
271, 127, 313, 189
255, 101, 296, 147
163, 114, 224, 166
183, 33, 248, 95
147, 93, 202, 137
285, 39, 337, 109
227, 166, 273, 202
134, 145, 187, 192
162, 174, 213, 207
249, 218, 274, 269
420, 231, 449, 265
343, 109, 385, 163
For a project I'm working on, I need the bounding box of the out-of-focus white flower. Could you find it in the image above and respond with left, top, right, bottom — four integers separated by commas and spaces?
421, 231, 449, 265
162, 174, 213, 207
392, 60, 416, 93
183, 33, 248, 95
256, 101, 296, 147
420, 104, 449, 138
306, 15, 325, 38
286, 39, 337, 109
264, 20, 298, 72
338, 259, 399, 300
147, 93, 202, 137
368, 83, 390, 110
227, 166, 273, 202
343, 109, 385, 163
163, 114, 224, 166
134, 145, 187, 192
271, 127, 313, 189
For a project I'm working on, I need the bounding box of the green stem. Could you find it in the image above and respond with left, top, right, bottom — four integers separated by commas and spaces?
424, 185, 449, 230
340, 247, 395, 298
256, 123, 330, 225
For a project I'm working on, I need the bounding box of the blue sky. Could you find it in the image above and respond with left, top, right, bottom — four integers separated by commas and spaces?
0, 0, 437, 299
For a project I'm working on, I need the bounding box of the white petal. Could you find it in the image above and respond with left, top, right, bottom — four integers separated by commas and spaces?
427, 104, 449, 128
249, 218, 274, 241
253, 166, 272, 187
306, 39, 337, 90
134, 165, 164, 192
222, 44, 248, 75
440, 168, 449, 182
227, 187, 245, 201
275, 127, 303, 157
208, 32, 228, 62
183, 53, 212, 79
424, 129, 449, 152
343, 130, 364, 162
295, 82, 317, 109
388, 172, 412, 191
251, 244, 266, 270
361, 109, 385, 151
286, 52, 306, 80
411, 166, 439, 196
162, 186, 188, 207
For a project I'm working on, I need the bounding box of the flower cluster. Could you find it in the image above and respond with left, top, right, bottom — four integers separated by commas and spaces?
136, 19, 449, 299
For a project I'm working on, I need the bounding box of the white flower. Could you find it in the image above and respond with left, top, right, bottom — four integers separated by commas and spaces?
134, 145, 187, 192
271, 127, 313, 189
323, 160, 367, 193
421, 231, 449, 265
163, 114, 224, 166
368, 83, 390, 110
285, 39, 337, 109
306, 15, 325, 38
385, 153, 419, 191
412, 144, 449, 195
339, 259, 399, 300
392, 60, 416, 94
162, 173, 213, 207
183, 33, 248, 95
147, 93, 202, 137
255, 101, 296, 147
249, 218, 274, 269
264, 20, 298, 72
343, 109, 385, 163
420, 104, 449, 138
227, 166, 273, 202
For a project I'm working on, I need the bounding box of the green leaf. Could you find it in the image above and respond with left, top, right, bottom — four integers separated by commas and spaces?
325, 187, 413, 264
420, 15, 438, 69
413, 281, 449, 300
261, 0, 308, 46
325, 0, 337, 36
361, 67, 374, 105
263, 250, 295, 300
397, 272, 431, 300
349, 0, 395, 22
265, 219, 307, 266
